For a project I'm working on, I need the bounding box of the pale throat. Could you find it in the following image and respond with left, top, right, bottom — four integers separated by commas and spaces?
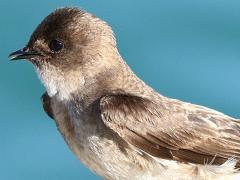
35, 64, 85, 101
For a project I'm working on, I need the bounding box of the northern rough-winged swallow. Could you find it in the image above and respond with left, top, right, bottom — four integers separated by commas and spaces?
9, 7, 240, 180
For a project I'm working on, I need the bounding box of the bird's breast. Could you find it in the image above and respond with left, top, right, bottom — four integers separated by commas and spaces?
50, 99, 162, 179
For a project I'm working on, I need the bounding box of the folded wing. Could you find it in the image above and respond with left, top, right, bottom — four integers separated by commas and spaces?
99, 94, 240, 167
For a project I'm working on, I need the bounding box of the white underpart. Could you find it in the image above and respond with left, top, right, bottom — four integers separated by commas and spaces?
35, 63, 85, 100
153, 158, 240, 180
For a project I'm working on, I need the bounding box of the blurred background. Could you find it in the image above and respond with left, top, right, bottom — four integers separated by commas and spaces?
1, 1, 240, 180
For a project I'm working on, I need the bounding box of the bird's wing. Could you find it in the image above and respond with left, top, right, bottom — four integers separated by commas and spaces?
41, 92, 54, 119
99, 94, 240, 166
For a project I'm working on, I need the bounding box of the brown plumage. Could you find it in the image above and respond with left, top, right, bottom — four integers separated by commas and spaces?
10, 7, 240, 180
100, 94, 240, 167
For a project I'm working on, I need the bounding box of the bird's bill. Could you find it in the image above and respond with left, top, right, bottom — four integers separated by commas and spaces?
8, 47, 41, 61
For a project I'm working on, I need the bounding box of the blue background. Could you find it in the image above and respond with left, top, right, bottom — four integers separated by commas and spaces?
1, 1, 240, 180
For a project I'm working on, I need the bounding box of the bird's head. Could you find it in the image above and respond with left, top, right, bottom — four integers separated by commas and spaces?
9, 7, 124, 100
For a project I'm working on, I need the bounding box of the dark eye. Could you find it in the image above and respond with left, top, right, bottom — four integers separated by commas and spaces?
49, 39, 64, 52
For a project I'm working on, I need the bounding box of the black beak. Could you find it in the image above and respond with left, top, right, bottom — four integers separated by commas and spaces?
8, 47, 41, 61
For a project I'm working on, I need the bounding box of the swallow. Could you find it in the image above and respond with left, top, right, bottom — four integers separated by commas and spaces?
9, 7, 240, 180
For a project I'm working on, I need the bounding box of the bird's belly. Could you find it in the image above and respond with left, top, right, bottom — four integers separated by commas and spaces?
71, 133, 174, 180
65, 133, 240, 180
55, 122, 240, 180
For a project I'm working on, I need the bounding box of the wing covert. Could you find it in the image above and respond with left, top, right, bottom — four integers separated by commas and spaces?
99, 94, 240, 167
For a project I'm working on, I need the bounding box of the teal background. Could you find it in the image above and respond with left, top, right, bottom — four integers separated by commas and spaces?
1, 1, 240, 180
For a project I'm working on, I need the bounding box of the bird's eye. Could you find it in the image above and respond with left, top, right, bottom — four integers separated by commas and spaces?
49, 39, 64, 52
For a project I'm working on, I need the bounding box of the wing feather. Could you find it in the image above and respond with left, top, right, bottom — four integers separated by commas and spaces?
99, 94, 240, 167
